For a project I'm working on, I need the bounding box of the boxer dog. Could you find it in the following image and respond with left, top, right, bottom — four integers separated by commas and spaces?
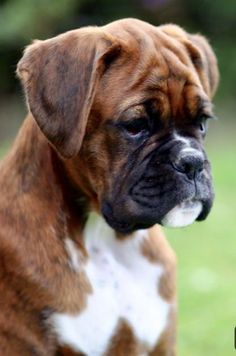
0, 18, 218, 355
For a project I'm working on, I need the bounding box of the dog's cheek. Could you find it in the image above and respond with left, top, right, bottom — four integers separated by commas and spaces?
79, 134, 112, 199
86, 129, 129, 188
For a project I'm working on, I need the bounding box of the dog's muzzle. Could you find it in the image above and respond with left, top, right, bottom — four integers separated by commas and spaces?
161, 148, 208, 227
102, 135, 214, 234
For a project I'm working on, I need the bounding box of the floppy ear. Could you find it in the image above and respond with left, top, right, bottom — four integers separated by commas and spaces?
160, 25, 219, 98
187, 33, 219, 98
17, 29, 121, 158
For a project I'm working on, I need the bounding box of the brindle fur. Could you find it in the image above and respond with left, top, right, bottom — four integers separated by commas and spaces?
0, 18, 218, 355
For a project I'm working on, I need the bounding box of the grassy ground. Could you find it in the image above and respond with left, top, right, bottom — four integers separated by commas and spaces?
0, 122, 235, 355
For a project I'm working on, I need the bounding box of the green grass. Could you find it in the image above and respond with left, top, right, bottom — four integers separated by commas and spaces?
1, 136, 235, 356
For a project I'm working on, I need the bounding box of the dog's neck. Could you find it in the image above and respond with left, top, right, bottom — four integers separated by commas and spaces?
0, 114, 101, 313
1, 114, 92, 238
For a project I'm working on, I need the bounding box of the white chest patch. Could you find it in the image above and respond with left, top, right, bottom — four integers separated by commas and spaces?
51, 214, 170, 355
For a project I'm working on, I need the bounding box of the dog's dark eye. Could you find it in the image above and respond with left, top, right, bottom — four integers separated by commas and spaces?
199, 121, 205, 133
197, 115, 209, 135
122, 118, 150, 137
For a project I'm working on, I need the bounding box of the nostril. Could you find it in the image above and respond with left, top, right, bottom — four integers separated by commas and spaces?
182, 161, 194, 174
173, 154, 204, 179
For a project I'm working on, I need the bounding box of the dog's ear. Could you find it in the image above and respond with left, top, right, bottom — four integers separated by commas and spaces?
17, 29, 121, 158
186, 33, 219, 98
160, 25, 219, 98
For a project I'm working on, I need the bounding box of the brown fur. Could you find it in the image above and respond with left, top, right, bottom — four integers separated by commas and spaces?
0, 18, 218, 355
141, 225, 176, 303
105, 320, 146, 356
150, 308, 176, 356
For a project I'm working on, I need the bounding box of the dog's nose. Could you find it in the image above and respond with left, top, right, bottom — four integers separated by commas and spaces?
173, 154, 204, 180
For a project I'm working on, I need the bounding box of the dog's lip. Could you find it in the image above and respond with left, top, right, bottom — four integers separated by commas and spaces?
178, 198, 201, 210
160, 199, 203, 228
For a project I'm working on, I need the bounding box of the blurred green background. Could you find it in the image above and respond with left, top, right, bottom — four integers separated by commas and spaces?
0, 0, 235, 355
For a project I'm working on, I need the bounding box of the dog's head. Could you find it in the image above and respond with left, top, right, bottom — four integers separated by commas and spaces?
17, 18, 219, 234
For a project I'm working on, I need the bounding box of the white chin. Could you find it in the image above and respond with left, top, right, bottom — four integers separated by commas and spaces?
161, 200, 202, 228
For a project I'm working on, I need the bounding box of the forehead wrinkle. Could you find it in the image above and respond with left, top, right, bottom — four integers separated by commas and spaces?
124, 36, 164, 92
161, 47, 190, 79
128, 57, 161, 91
143, 45, 194, 120
167, 77, 186, 118
160, 46, 208, 120
184, 88, 214, 119
158, 48, 187, 118
157, 28, 193, 68
113, 25, 177, 95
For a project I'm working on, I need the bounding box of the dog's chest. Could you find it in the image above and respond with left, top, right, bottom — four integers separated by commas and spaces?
51, 214, 170, 355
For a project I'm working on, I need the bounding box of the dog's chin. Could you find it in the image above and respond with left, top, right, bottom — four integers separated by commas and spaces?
101, 201, 153, 234
160, 200, 202, 228
101, 196, 211, 234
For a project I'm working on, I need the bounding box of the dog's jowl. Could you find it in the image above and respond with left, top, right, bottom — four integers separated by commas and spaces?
0, 18, 218, 355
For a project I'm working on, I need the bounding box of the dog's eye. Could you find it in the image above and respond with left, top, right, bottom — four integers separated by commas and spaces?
122, 119, 150, 137
199, 121, 206, 133
197, 115, 209, 135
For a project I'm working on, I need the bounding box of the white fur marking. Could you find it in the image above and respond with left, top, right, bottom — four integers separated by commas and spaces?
180, 147, 204, 158
173, 132, 204, 164
52, 214, 170, 355
173, 132, 191, 147
161, 200, 202, 227
65, 238, 81, 272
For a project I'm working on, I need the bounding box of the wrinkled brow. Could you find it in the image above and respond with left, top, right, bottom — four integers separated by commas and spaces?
192, 96, 214, 119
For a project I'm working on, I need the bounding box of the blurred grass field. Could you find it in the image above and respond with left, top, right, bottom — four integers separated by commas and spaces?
0, 117, 235, 356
